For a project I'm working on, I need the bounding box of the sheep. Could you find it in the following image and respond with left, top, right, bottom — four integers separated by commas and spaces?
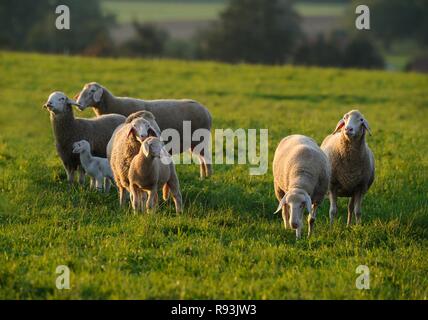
273, 135, 331, 239
43, 92, 126, 184
72, 140, 115, 192
321, 110, 375, 226
75, 82, 212, 179
129, 136, 183, 213
109, 113, 160, 206
106, 110, 161, 162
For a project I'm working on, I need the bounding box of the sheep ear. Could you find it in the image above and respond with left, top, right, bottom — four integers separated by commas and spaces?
304, 193, 312, 214
93, 87, 103, 103
332, 118, 345, 134
362, 119, 372, 136
274, 192, 288, 214
150, 125, 161, 138
142, 141, 150, 157
127, 126, 136, 138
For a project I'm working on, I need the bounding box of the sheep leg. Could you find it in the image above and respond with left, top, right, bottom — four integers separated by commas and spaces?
202, 152, 213, 177
65, 168, 75, 184
199, 151, 213, 178
307, 203, 318, 237
347, 196, 355, 226
353, 193, 363, 224
281, 206, 290, 230
129, 184, 141, 213
169, 184, 183, 213
89, 177, 95, 189
328, 191, 338, 226
104, 177, 111, 193
168, 173, 183, 213
119, 186, 127, 207
146, 190, 158, 213
95, 176, 103, 192
78, 168, 85, 185
197, 155, 207, 179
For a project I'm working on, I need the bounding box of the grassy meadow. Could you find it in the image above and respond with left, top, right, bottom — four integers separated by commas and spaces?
0, 51, 427, 299
101, 0, 346, 23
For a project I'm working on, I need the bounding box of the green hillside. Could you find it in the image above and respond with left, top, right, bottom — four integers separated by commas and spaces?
0, 52, 427, 299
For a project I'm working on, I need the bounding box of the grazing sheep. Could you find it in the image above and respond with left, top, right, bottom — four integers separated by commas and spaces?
109, 114, 160, 206
321, 110, 375, 226
72, 140, 114, 192
129, 136, 182, 213
273, 135, 331, 239
75, 82, 212, 179
43, 92, 125, 184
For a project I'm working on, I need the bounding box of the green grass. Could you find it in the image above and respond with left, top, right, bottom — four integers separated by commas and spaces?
295, 2, 346, 17
102, 1, 226, 23
101, 1, 346, 23
0, 51, 427, 299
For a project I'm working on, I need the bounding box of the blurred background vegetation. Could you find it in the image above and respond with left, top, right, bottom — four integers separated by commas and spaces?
1, 0, 427, 72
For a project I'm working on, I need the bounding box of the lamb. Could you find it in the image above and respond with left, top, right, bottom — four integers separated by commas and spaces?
109, 113, 160, 206
128, 136, 183, 213
43, 92, 126, 184
72, 140, 115, 192
321, 110, 375, 226
75, 82, 212, 179
273, 135, 331, 239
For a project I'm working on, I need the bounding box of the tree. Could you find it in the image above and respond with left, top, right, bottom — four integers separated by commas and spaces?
197, 0, 302, 64
352, 0, 428, 47
0, 0, 114, 55
342, 34, 384, 69
293, 34, 344, 67
120, 22, 169, 57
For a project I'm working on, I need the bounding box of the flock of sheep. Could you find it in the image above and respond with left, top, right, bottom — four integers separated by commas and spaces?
43, 83, 375, 239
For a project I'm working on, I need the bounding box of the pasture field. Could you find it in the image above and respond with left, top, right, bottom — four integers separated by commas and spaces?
101, 0, 346, 23
102, 1, 226, 23
0, 51, 427, 299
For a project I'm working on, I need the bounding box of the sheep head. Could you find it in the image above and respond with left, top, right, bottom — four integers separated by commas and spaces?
75, 82, 103, 110
44, 92, 80, 115
332, 110, 371, 140
141, 137, 163, 158
127, 118, 159, 142
274, 188, 312, 230
72, 140, 91, 154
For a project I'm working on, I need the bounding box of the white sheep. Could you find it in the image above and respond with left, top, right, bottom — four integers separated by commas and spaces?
109, 114, 160, 206
129, 136, 183, 213
43, 92, 125, 184
273, 135, 331, 239
321, 110, 375, 226
72, 140, 114, 192
75, 82, 212, 179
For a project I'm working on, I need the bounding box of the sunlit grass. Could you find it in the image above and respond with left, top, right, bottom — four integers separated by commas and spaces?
0, 51, 427, 299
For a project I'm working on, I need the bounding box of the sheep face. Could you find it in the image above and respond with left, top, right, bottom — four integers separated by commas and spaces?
142, 137, 163, 158
44, 92, 79, 115
76, 82, 103, 110
333, 110, 371, 140
128, 118, 159, 142
72, 140, 91, 154
285, 189, 312, 230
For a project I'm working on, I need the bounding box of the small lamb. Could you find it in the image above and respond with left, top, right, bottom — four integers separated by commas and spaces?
72, 140, 115, 192
273, 135, 331, 239
321, 110, 375, 226
129, 136, 183, 214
